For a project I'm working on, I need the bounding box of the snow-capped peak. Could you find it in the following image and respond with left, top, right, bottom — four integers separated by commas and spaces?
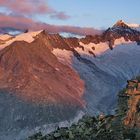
113, 20, 129, 28
112, 20, 140, 32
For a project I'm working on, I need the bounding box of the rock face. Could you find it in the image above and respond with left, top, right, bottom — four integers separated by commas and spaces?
0, 38, 85, 139
52, 20, 140, 115
0, 20, 140, 139
0, 40, 84, 106
80, 20, 140, 49
123, 79, 140, 127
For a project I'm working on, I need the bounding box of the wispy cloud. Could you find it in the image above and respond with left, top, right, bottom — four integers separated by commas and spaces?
0, 13, 102, 35
50, 12, 71, 20
0, 0, 102, 35
0, 0, 70, 20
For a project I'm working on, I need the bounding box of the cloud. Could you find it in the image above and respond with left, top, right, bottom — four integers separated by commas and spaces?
50, 12, 71, 20
0, 13, 102, 35
0, 0, 70, 20
0, 0, 102, 35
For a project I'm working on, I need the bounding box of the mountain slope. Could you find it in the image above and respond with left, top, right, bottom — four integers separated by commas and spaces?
0, 38, 85, 105
0, 20, 140, 139
0, 38, 85, 140
28, 78, 140, 140
52, 20, 140, 114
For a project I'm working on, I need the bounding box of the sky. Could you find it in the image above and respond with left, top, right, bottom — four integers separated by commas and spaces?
0, 0, 140, 35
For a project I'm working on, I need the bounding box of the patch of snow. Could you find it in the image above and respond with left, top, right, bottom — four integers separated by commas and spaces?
0, 34, 12, 41
126, 23, 140, 28
55, 68, 60, 71
53, 38, 134, 66
126, 23, 140, 31
52, 48, 74, 66
113, 37, 132, 47
13, 31, 42, 43
0, 30, 42, 50
53, 39, 140, 115
79, 42, 109, 56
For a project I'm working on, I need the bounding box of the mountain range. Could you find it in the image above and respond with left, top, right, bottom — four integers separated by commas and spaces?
0, 20, 140, 140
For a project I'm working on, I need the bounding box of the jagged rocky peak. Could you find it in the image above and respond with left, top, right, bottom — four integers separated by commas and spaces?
35, 30, 80, 51
77, 21, 140, 53
113, 20, 129, 28
80, 20, 140, 49
36, 30, 62, 39
100, 20, 140, 49
110, 20, 140, 35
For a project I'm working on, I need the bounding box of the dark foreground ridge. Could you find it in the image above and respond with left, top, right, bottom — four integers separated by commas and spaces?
27, 77, 140, 140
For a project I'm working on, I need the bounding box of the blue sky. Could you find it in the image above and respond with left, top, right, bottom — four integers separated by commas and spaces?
42, 0, 140, 28
0, 0, 140, 35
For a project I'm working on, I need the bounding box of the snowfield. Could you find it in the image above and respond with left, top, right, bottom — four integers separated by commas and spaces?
0, 30, 42, 50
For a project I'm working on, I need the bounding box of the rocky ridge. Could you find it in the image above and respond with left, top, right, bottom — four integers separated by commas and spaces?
0, 34, 85, 140
27, 77, 140, 140
80, 20, 140, 50
0, 20, 140, 139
